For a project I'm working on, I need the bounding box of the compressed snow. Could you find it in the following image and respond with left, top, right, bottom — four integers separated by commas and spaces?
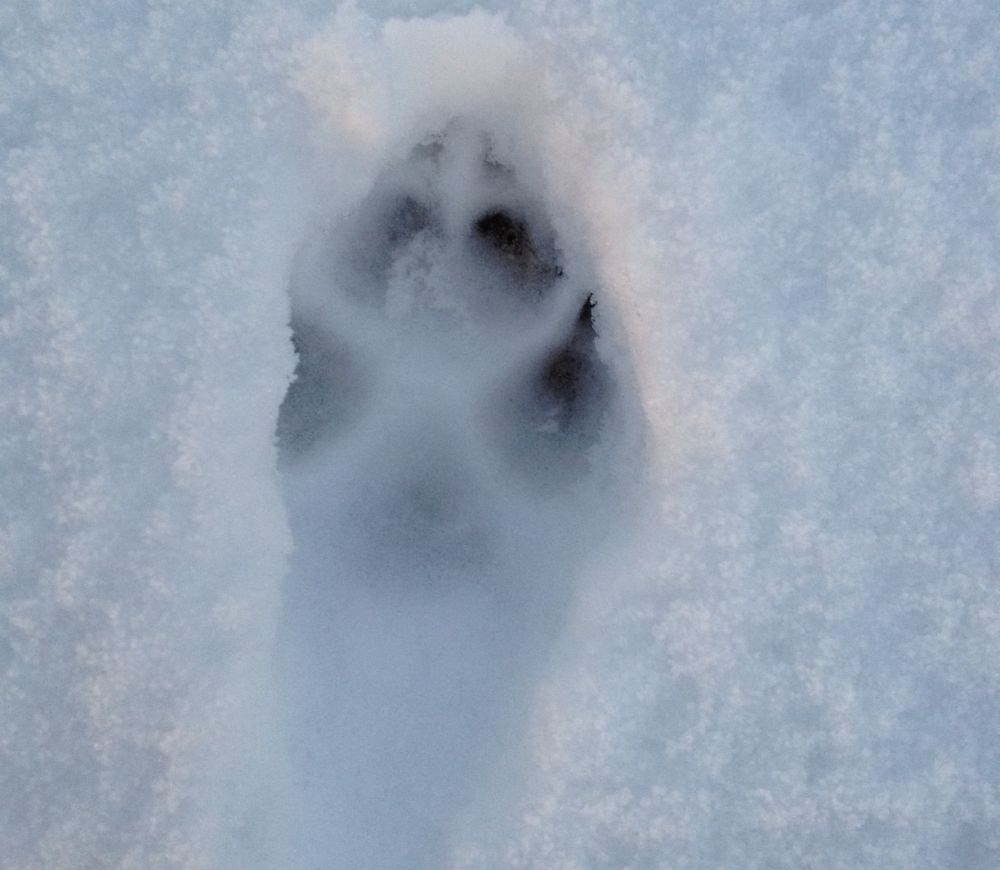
2, 1, 998, 869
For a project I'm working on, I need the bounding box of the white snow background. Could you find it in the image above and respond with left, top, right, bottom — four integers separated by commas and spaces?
2, 1, 998, 869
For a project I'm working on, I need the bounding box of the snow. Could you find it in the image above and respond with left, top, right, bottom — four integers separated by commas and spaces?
2, 1, 998, 869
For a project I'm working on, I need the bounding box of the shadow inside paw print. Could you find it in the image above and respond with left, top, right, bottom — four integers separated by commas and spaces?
276, 318, 370, 459
489, 291, 613, 486
473, 209, 563, 291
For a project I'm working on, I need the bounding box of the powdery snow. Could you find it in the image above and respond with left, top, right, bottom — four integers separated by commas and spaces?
2, 2, 998, 868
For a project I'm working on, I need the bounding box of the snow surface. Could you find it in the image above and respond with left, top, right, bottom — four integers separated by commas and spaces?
2, 2, 999, 869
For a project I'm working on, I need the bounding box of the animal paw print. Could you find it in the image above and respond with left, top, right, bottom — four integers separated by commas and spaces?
273, 121, 632, 870
278, 122, 615, 489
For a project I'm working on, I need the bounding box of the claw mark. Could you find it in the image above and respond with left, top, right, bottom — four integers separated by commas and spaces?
537, 294, 605, 431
